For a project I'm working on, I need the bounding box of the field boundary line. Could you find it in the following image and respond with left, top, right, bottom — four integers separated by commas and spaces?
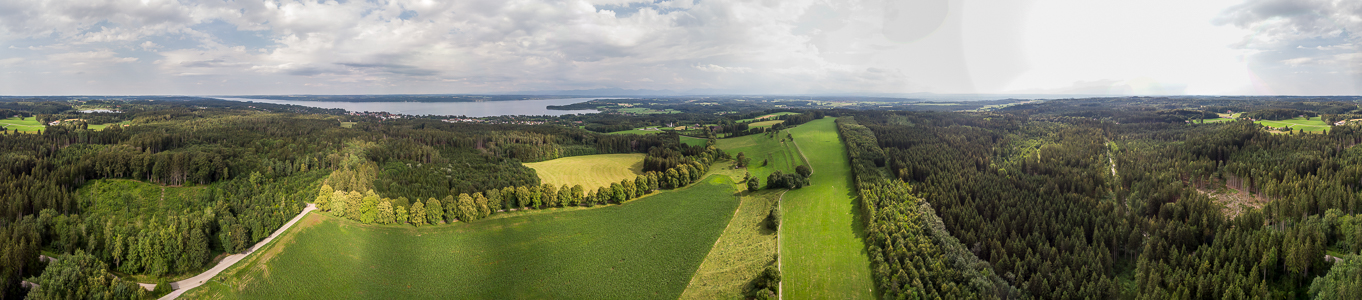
777, 190, 787, 300
789, 135, 806, 171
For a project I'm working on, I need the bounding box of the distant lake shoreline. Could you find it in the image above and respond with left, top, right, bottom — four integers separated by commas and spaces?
213, 97, 603, 117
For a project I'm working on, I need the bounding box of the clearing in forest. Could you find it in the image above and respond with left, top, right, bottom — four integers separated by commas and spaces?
524, 153, 645, 191
181, 175, 740, 300
780, 117, 875, 299
1254, 116, 1330, 132
748, 120, 784, 128
680, 136, 709, 147
0, 116, 45, 133
715, 129, 805, 188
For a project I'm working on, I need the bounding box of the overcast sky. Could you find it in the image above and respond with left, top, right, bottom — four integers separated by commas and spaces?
0, 0, 1358, 96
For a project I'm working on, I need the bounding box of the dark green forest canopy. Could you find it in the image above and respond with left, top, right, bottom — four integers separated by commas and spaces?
4, 96, 1362, 299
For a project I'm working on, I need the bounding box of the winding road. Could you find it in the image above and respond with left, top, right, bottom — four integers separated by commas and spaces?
158, 203, 316, 300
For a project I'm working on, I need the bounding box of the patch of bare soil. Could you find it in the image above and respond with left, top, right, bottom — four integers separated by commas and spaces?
1198, 187, 1271, 218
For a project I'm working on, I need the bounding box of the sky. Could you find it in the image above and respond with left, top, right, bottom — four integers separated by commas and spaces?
0, 0, 1358, 96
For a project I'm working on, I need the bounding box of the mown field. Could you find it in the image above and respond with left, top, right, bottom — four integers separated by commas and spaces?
0, 117, 45, 133
1255, 116, 1331, 132
680, 187, 782, 299
182, 175, 741, 300
715, 130, 804, 188
524, 153, 645, 190
780, 117, 875, 299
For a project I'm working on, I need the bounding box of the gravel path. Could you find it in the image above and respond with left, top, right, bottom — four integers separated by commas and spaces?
158, 203, 316, 300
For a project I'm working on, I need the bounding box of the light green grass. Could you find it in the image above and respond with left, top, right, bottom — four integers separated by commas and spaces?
737, 112, 799, 123
0, 117, 45, 133
339, 122, 356, 128
606, 127, 667, 135
1255, 116, 1330, 132
680, 187, 781, 299
715, 131, 802, 188
780, 117, 875, 299
524, 153, 646, 191
88, 121, 130, 131
680, 136, 709, 147
748, 120, 783, 128
181, 175, 740, 300
1200, 118, 1236, 123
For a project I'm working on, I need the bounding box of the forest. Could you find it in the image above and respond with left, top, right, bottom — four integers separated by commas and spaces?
5, 95, 1362, 299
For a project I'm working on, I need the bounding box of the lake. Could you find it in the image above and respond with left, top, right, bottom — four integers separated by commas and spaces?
212, 97, 601, 117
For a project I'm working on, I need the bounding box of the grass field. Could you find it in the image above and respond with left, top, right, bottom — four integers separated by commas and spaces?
1255, 116, 1331, 132
737, 112, 799, 123
715, 130, 804, 188
606, 127, 667, 135
524, 153, 645, 191
1200, 118, 1236, 123
680, 136, 709, 147
748, 120, 783, 128
0, 117, 45, 133
88, 120, 130, 130
780, 117, 875, 299
680, 187, 781, 299
181, 175, 740, 300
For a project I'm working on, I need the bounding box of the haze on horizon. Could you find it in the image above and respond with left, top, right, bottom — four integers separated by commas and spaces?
0, 0, 1358, 96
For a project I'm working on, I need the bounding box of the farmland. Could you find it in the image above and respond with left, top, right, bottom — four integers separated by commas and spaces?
1254, 116, 1331, 132
524, 153, 646, 190
680, 136, 708, 147
747, 120, 783, 128
0, 116, 44, 133
715, 129, 805, 188
679, 188, 782, 299
736, 112, 799, 123
606, 127, 667, 135
181, 174, 741, 300
780, 117, 875, 299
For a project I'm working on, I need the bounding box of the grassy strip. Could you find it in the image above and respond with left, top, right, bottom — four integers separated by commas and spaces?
679, 189, 781, 299
780, 117, 875, 299
182, 175, 740, 300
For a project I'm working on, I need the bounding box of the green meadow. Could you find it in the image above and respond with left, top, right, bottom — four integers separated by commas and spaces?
780, 117, 875, 299
714, 129, 805, 188
182, 175, 740, 300
0, 117, 45, 133
1255, 116, 1331, 132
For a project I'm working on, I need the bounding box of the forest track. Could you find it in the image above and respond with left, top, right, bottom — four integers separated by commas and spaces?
158, 203, 316, 300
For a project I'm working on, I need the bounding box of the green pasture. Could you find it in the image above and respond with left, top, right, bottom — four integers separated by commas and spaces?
0, 117, 45, 133
1200, 118, 1236, 123
680, 136, 709, 147
715, 130, 804, 188
606, 127, 667, 135
780, 117, 875, 299
737, 112, 799, 123
1255, 116, 1330, 132
748, 120, 783, 128
524, 153, 646, 191
182, 175, 740, 300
